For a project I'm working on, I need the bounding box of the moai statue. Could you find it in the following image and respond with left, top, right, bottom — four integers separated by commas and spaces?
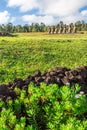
51, 26, 55, 34
67, 24, 72, 33
54, 27, 58, 34
48, 27, 51, 34
62, 25, 66, 34
58, 26, 62, 34
72, 24, 77, 33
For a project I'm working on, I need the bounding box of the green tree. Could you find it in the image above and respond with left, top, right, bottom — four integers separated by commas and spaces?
32, 23, 40, 32
75, 21, 81, 31
23, 24, 29, 32
5, 23, 13, 33
40, 22, 46, 32
15, 25, 23, 32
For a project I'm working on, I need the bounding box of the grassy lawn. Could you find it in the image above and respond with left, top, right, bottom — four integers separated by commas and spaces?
0, 32, 87, 83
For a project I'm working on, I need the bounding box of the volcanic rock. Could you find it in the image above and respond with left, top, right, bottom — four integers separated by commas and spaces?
0, 85, 9, 95
0, 66, 87, 102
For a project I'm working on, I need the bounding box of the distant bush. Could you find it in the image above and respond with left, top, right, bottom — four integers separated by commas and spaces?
0, 83, 87, 130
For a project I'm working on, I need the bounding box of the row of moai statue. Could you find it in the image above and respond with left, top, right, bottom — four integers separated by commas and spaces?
48, 24, 77, 34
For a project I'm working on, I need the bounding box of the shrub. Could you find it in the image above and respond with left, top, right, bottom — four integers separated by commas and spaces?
0, 83, 87, 130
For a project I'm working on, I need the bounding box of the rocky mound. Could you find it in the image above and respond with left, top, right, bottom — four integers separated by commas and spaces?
0, 32, 12, 36
0, 66, 87, 102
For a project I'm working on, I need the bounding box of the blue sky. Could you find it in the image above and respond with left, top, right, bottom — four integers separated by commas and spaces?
0, 0, 87, 25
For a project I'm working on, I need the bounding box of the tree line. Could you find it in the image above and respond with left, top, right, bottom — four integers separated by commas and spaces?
0, 20, 87, 33
0, 23, 47, 33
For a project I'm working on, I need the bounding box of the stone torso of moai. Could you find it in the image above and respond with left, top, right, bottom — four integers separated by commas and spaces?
54, 27, 58, 34
62, 25, 66, 34
67, 24, 71, 33
51, 26, 55, 34
72, 24, 77, 33
58, 26, 62, 34
48, 27, 51, 34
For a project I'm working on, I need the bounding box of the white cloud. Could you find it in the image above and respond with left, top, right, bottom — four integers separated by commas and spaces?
7, 0, 87, 24
0, 11, 16, 24
38, 0, 84, 16
7, 0, 87, 15
22, 15, 57, 25
80, 10, 87, 21
58, 14, 83, 24
0, 11, 10, 24
7, 0, 23, 7
81, 10, 87, 16
7, 0, 38, 12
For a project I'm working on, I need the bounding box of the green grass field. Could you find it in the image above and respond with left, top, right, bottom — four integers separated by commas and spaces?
0, 32, 87, 83
1, 32, 87, 130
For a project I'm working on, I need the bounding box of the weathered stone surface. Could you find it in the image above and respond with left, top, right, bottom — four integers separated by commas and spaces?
49, 71, 57, 76
13, 78, 25, 89
72, 24, 77, 33
62, 77, 70, 85
51, 26, 55, 34
33, 70, 41, 77
58, 27, 62, 34
67, 25, 72, 33
48, 27, 51, 34
35, 77, 43, 82
48, 24, 78, 34
54, 27, 58, 34
62, 25, 66, 34
0, 85, 9, 95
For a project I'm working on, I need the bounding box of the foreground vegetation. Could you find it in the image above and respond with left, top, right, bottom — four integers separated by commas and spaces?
0, 32, 87, 83
0, 33, 87, 130
0, 83, 87, 130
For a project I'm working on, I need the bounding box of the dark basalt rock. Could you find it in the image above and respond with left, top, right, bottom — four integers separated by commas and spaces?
33, 70, 41, 77
22, 85, 28, 91
61, 77, 70, 85
0, 85, 9, 95
0, 32, 12, 36
49, 71, 57, 76
9, 90, 16, 99
13, 78, 25, 89
6, 96, 12, 102
0, 66, 87, 102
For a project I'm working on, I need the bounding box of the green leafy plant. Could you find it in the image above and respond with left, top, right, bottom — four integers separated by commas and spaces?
0, 83, 87, 130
